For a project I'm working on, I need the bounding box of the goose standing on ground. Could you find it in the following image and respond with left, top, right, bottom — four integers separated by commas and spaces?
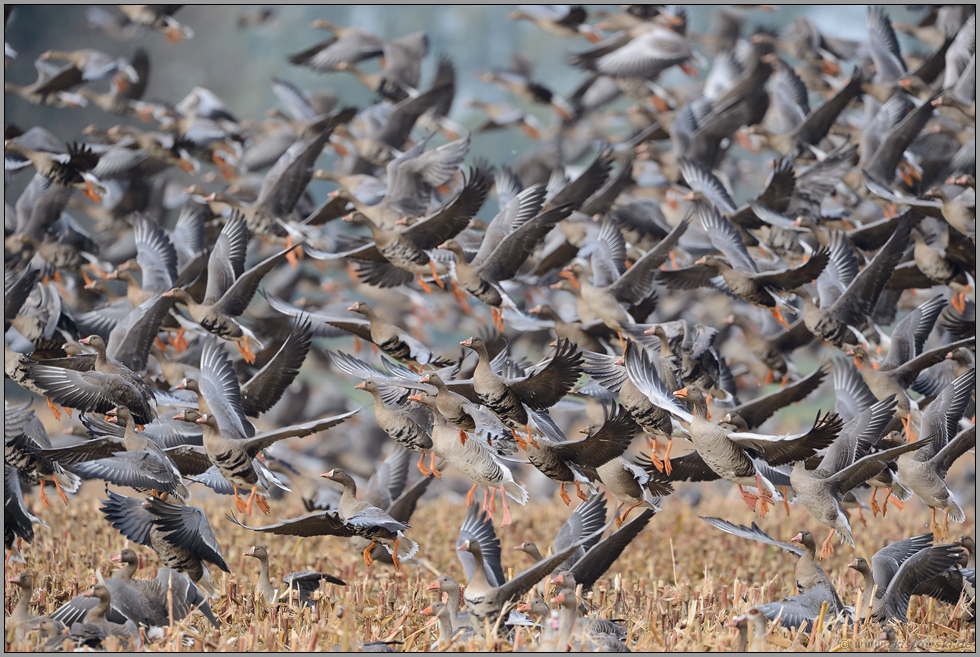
243, 544, 345, 607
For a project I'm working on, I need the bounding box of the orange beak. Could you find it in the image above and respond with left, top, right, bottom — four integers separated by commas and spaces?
672, 387, 689, 400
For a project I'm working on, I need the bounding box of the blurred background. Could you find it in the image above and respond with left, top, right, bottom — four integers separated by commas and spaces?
5, 4, 924, 170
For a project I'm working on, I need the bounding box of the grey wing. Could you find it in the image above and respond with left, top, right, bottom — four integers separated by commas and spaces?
496, 518, 611, 606
50, 597, 100, 628
935, 425, 976, 474
554, 492, 608, 555
241, 319, 313, 417
346, 505, 409, 533
199, 335, 254, 438
364, 447, 411, 509
870, 534, 934, 592
69, 451, 183, 496
609, 217, 690, 303
203, 211, 248, 306
699, 516, 804, 556
226, 510, 355, 537
133, 216, 177, 293
696, 202, 757, 273
472, 184, 547, 267
26, 365, 120, 417
98, 488, 154, 547
282, 570, 347, 592
679, 158, 736, 213
241, 407, 359, 455
106, 293, 175, 372
144, 497, 229, 572
569, 508, 656, 591
832, 357, 878, 421
728, 411, 844, 468
457, 502, 506, 587
882, 544, 964, 621
623, 342, 693, 423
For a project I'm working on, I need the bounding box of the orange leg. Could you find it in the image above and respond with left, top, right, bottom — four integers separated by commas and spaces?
648, 442, 665, 473
429, 453, 442, 480
482, 488, 494, 521
901, 416, 916, 441
819, 528, 836, 560
284, 236, 300, 269
885, 493, 904, 513
83, 179, 102, 204
391, 539, 402, 571
38, 480, 51, 510
769, 307, 792, 331
491, 307, 504, 333
416, 274, 434, 294
46, 397, 62, 421
930, 508, 942, 542
764, 369, 775, 385
449, 279, 473, 313
781, 486, 791, 516
234, 489, 247, 514
869, 487, 880, 517
619, 500, 643, 527
499, 486, 512, 526
429, 262, 446, 289
951, 289, 968, 313
511, 429, 528, 450
662, 440, 673, 475
363, 542, 376, 568
574, 481, 589, 502
617, 331, 627, 352
416, 453, 431, 478
245, 486, 259, 517
238, 335, 256, 364
255, 495, 271, 515
53, 478, 69, 505
737, 485, 759, 512
525, 425, 538, 449
941, 508, 950, 541
465, 483, 478, 507
558, 483, 571, 506
458, 429, 468, 445
755, 473, 773, 517
156, 336, 168, 351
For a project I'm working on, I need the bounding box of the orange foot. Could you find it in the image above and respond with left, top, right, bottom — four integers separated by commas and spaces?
255, 495, 271, 515
234, 490, 247, 514
491, 307, 504, 333
558, 483, 571, 506
819, 528, 836, 560
416, 453, 431, 478
54, 478, 70, 506
429, 453, 442, 480
416, 274, 434, 294
769, 306, 792, 331
363, 542, 376, 568
46, 397, 62, 421
238, 335, 256, 364
429, 261, 446, 289
38, 480, 51, 510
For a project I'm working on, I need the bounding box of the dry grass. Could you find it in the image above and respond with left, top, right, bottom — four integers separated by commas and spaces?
4, 477, 975, 652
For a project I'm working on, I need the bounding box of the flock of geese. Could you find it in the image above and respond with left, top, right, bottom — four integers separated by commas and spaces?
3, 4, 977, 652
